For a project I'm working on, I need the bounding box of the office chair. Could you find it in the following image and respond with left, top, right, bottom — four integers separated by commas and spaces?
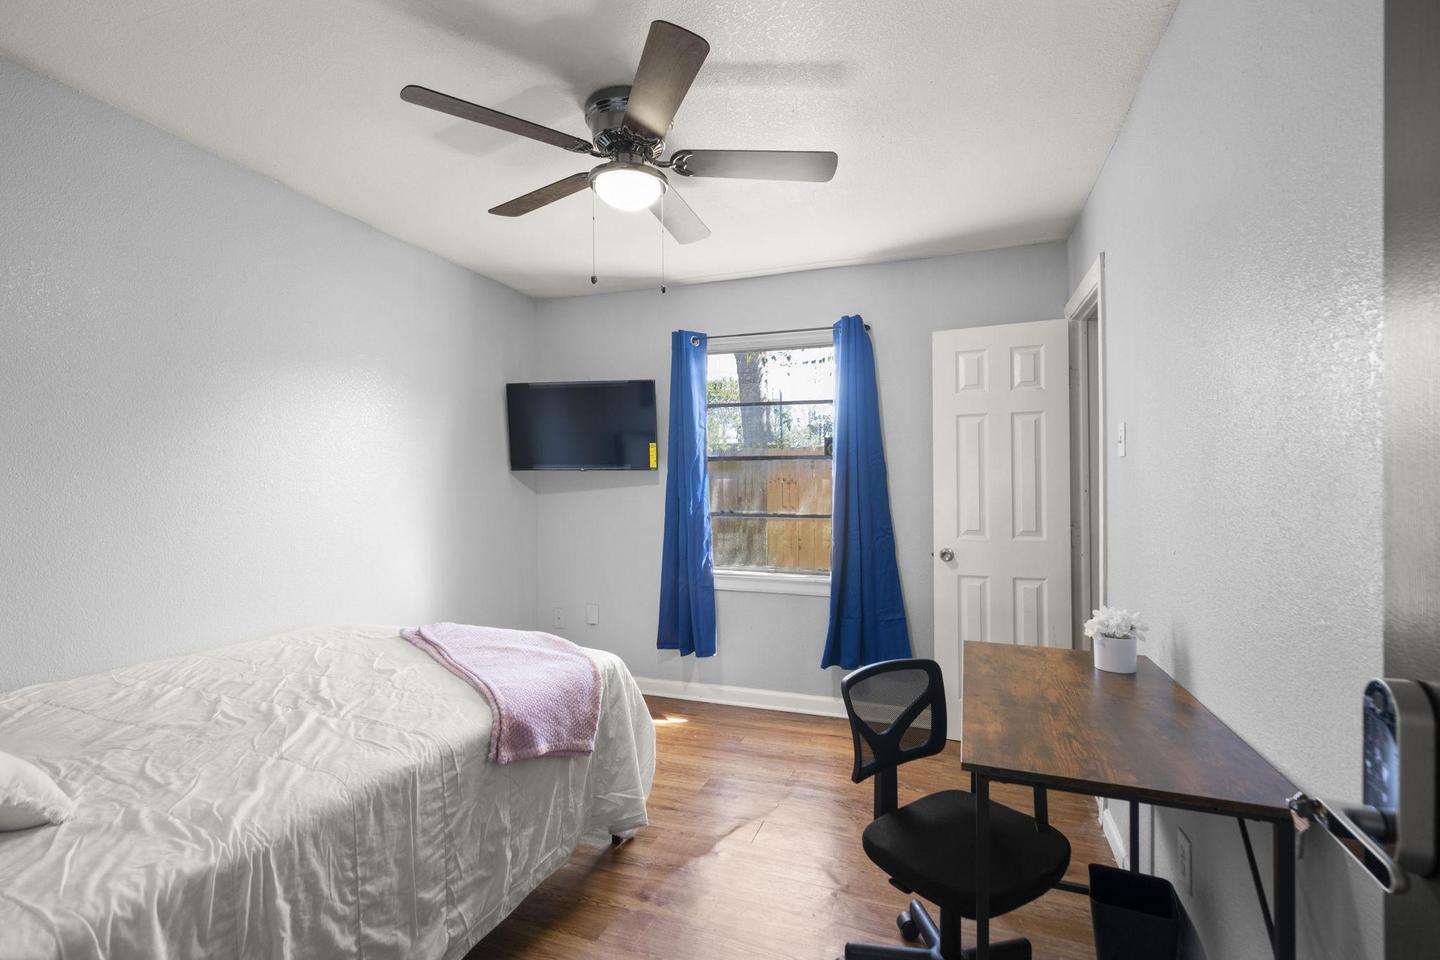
840, 659, 1071, 960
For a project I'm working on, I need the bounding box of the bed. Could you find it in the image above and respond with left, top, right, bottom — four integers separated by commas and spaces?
0, 624, 655, 959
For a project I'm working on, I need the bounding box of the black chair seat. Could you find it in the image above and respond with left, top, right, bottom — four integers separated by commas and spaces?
862, 790, 1072, 918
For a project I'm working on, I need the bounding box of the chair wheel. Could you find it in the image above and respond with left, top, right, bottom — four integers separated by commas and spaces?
896, 910, 920, 941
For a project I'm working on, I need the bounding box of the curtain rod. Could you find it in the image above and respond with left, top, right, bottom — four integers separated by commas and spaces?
691, 322, 869, 346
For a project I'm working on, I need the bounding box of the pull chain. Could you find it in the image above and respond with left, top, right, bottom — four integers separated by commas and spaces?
659, 190, 666, 294
589, 190, 597, 286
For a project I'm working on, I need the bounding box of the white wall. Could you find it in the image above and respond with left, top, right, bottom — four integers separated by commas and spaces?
0, 57, 537, 691
529, 243, 1069, 699
1066, 0, 1385, 956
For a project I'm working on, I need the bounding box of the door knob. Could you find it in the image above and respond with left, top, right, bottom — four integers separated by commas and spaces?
938, 548, 954, 562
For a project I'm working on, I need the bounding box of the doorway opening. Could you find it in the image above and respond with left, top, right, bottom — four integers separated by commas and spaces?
1067, 255, 1106, 648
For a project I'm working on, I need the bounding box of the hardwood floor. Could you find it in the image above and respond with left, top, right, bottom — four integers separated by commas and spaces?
477, 696, 1111, 959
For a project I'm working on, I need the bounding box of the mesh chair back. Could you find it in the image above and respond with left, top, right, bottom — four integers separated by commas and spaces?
840, 659, 947, 793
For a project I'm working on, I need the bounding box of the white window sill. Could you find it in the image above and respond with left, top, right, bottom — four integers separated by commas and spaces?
714, 570, 831, 597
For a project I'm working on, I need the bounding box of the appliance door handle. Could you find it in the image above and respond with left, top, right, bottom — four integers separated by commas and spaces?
1290, 792, 1408, 894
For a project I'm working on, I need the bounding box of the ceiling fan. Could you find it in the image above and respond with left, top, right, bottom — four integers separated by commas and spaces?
400, 20, 839, 245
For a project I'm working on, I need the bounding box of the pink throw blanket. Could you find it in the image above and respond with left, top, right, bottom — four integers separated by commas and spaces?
400, 623, 602, 764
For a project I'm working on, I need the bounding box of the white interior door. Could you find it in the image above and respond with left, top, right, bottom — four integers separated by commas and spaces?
932, 319, 1072, 731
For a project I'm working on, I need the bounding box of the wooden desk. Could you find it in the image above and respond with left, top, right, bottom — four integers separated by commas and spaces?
961, 642, 1299, 960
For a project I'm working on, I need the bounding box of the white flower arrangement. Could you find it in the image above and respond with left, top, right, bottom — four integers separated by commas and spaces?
1083, 606, 1146, 641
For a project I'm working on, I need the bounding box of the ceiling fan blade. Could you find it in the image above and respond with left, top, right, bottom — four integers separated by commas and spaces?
401, 85, 592, 154
623, 21, 710, 140
489, 172, 592, 217
651, 185, 710, 244
670, 150, 838, 182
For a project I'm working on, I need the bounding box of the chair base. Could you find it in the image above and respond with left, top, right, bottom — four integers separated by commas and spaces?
843, 901, 1031, 960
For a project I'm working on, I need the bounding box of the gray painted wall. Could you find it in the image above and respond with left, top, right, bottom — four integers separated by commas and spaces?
0, 57, 538, 691
528, 243, 1068, 699
1066, 0, 1386, 956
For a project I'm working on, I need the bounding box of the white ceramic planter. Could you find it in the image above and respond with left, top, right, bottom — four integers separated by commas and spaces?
1093, 633, 1138, 674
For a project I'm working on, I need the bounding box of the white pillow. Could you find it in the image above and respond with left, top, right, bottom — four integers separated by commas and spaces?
0, 750, 75, 831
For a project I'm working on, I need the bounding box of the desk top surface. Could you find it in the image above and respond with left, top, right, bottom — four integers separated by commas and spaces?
960, 643, 1297, 821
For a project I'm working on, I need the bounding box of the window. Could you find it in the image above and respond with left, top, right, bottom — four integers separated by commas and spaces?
706, 340, 835, 580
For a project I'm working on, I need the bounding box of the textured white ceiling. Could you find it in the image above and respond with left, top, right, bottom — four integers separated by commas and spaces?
0, 0, 1176, 298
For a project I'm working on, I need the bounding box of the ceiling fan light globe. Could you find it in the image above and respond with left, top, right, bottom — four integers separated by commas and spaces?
592, 165, 666, 212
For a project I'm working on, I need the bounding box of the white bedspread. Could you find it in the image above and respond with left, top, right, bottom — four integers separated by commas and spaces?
0, 625, 655, 959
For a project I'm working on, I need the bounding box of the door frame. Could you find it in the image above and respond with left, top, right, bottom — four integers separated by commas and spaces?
1065, 254, 1108, 625
1067, 253, 1124, 859
1383, 0, 1440, 952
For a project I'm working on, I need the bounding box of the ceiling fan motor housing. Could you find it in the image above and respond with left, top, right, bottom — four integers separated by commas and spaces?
584, 85, 664, 160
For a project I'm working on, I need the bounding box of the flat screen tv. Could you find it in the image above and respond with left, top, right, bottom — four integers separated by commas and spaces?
506, 380, 658, 471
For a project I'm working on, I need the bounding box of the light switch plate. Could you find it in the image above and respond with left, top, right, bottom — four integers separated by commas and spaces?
1117, 421, 1127, 458
551, 606, 565, 629
585, 603, 599, 625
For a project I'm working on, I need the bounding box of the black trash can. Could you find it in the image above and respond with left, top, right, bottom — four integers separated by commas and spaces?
1088, 863, 1191, 960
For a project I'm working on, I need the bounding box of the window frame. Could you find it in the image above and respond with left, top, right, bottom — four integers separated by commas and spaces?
705, 329, 835, 595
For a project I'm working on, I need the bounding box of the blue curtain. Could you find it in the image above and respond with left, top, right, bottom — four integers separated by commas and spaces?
657, 330, 717, 657
822, 315, 912, 669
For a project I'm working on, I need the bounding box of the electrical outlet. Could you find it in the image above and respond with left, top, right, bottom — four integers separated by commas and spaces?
585, 603, 600, 625
551, 606, 565, 630
1177, 826, 1193, 896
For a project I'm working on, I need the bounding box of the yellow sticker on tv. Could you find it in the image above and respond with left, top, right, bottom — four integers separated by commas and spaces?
648, 442, 658, 469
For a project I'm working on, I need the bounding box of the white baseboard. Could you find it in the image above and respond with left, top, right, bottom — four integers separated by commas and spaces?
635, 676, 847, 719
1099, 801, 1128, 869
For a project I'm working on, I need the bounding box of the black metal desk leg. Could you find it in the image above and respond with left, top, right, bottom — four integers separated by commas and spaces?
974, 773, 990, 960
1273, 821, 1295, 960
1129, 800, 1140, 872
